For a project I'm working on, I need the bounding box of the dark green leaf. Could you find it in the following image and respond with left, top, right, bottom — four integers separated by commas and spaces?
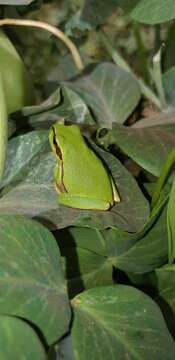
115, 204, 168, 273
100, 124, 175, 176
119, 0, 175, 24
0, 215, 71, 344
0, 315, 45, 360
17, 87, 94, 131
59, 200, 168, 275
0, 131, 50, 189
65, 12, 92, 36
53, 87, 95, 124
156, 264, 175, 316
81, 0, 175, 25
71, 285, 175, 359
67, 62, 141, 126
163, 66, 175, 107
62, 246, 113, 297
81, 0, 118, 26
58, 227, 107, 256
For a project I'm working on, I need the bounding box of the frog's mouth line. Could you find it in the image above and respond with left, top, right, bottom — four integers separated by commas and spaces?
52, 126, 63, 160
52, 126, 67, 194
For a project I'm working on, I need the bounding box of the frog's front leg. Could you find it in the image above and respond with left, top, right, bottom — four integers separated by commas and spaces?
58, 193, 111, 210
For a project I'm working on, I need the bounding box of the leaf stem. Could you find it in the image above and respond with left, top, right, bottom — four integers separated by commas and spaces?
151, 147, 175, 209
152, 47, 167, 109
133, 22, 150, 84
0, 18, 84, 71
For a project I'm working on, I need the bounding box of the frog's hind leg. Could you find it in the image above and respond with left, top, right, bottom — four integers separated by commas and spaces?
58, 193, 111, 210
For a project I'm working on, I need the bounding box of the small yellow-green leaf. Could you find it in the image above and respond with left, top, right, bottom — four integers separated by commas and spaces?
167, 174, 175, 263
0, 73, 8, 181
0, 30, 34, 114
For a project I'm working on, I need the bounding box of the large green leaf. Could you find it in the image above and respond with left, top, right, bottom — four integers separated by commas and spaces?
81, 0, 175, 25
19, 87, 94, 132
0, 131, 149, 232
0, 131, 50, 189
115, 204, 168, 273
58, 201, 168, 275
0, 30, 34, 114
0, 315, 45, 359
51, 87, 94, 125
58, 227, 108, 256
0, 215, 71, 345
119, 0, 175, 24
98, 124, 175, 176
71, 285, 175, 359
67, 62, 141, 126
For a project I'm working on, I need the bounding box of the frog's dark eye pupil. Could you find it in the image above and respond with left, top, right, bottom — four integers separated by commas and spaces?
98, 128, 108, 138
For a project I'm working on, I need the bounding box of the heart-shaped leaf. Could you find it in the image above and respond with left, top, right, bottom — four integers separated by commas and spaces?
119, 0, 175, 24
14, 87, 94, 132
71, 285, 175, 359
81, 0, 175, 25
0, 215, 71, 345
99, 124, 175, 176
67, 62, 141, 126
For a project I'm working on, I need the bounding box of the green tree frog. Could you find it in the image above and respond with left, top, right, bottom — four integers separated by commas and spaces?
49, 122, 120, 210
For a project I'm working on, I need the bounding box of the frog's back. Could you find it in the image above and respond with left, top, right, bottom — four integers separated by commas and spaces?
61, 125, 113, 202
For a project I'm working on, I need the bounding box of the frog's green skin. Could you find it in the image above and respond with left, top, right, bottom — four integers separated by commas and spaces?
49, 122, 120, 210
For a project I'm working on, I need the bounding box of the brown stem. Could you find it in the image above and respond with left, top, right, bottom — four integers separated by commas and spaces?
0, 18, 84, 71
